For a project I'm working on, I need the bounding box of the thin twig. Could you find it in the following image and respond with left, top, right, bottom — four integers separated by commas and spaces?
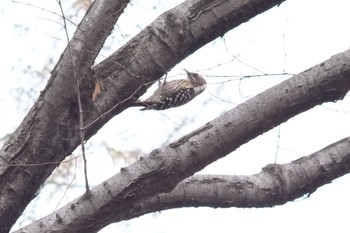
1, 153, 83, 167
76, 77, 90, 191
274, 125, 281, 163
83, 78, 156, 130
207, 72, 294, 84
54, 157, 78, 211
57, 0, 90, 192
11, 0, 79, 28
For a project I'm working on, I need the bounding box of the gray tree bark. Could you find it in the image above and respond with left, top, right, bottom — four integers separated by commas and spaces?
3, 0, 350, 232
15, 48, 350, 232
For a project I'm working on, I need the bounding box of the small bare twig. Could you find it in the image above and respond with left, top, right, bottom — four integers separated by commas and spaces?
11, 0, 79, 29
1, 154, 82, 167
56, 0, 90, 192
83, 83, 145, 130
54, 156, 78, 211
274, 125, 281, 163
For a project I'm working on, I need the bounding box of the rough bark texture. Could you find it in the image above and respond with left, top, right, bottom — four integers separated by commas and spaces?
0, 0, 130, 231
134, 137, 350, 213
15, 49, 350, 233
87, 0, 287, 135
8, 0, 350, 232
0, 1, 287, 231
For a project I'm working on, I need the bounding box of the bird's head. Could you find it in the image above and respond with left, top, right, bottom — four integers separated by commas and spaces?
184, 69, 207, 86
184, 69, 207, 93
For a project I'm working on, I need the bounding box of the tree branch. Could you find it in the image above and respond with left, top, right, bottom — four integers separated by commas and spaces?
85, 0, 287, 135
0, 1, 286, 231
0, 0, 129, 231
16, 49, 350, 233
134, 137, 350, 214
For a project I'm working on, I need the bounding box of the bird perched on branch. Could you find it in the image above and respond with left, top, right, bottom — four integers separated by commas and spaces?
131, 70, 207, 110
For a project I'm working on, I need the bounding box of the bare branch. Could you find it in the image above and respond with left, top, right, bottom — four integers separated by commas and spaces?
137, 137, 350, 213
0, 0, 130, 231
87, 0, 287, 132
16, 49, 350, 233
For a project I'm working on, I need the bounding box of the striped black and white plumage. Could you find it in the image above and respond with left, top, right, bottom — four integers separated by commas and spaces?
133, 70, 207, 111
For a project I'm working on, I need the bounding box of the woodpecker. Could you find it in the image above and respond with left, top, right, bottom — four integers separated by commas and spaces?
131, 70, 207, 110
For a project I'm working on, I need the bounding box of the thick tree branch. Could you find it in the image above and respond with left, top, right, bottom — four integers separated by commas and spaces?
0, 1, 286, 231
16, 50, 350, 233
85, 0, 286, 135
0, 0, 129, 231
133, 137, 350, 215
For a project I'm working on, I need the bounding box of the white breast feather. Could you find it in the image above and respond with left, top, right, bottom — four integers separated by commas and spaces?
193, 84, 207, 94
